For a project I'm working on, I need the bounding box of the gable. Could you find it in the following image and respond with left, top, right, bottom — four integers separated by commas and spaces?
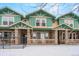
0, 7, 23, 17
9, 21, 32, 29
57, 12, 79, 20
54, 24, 73, 30
26, 9, 55, 19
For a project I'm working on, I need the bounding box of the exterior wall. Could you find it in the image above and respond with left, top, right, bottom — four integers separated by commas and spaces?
0, 16, 2, 25
14, 15, 21, 23
29, 17, 36, 26
65, 39, 79, 44
1, 29, 79, 45
0, 30, 16, 45
59, 17, 79, 29
0, 15, 21, 25
28, 10, 54, 28
74, 19, 79, 28
29, 16, 53, 27
52, 21, 58, 28
27, 30, 58, 45
1, 8, 79, 45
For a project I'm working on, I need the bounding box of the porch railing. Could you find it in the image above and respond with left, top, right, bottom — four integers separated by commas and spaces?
0, 37, 27, 49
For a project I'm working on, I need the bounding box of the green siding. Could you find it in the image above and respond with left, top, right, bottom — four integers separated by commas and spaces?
14, 15, 21, 23
0, 16, 2, 25
74, 20, 79, 28
47, 18, 52, 27
29, 17, 35, 26
59, 17, 79, 28
59, 19, 64, 25
29, 17, 53, 27
28, 10, 54, 27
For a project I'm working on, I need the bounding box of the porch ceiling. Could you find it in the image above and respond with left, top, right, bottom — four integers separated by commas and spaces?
9, 21, 32, 29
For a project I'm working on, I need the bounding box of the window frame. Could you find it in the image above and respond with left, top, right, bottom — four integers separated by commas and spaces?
35, 18, 47, 26
32, 32, 49, 39
2, 16, 14, 26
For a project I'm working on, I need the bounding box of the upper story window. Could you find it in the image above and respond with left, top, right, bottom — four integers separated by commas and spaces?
36, 18, 47, 26
2, 16, 14, 26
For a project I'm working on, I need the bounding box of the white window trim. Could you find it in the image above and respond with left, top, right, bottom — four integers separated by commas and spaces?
35, 18, 47, 26
2, 16, 14, 26
32, 31, 49, 39
32, 32, 37, 38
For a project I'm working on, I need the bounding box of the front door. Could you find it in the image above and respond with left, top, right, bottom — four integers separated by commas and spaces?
58, 30, 65, 44
21, 34, 27, 44
20, 30, 27, 44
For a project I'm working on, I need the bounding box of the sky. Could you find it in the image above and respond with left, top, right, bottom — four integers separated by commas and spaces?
0, 3, 79, 17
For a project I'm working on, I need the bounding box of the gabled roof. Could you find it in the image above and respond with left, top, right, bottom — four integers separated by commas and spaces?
57, 12, 79, 20
0, 7, 23, 17
54, 23, 73, 30
9, 21, 32, 29
26, 9, 55, 19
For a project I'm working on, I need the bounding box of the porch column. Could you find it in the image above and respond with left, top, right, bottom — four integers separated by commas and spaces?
65, 30, 68, 44
27, 29, 30, 44
15, 29, 19, 45
55, 30, 58, 44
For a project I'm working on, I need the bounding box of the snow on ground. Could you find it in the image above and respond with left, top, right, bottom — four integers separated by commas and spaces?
0, 45, 79, 56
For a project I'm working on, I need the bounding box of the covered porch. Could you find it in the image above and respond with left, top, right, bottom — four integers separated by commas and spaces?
28, 28, 58, 45
0, 21, 32, 45
54, 24, 79, 44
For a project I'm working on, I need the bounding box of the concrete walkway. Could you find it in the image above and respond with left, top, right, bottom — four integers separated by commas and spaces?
0, 45, 79, 56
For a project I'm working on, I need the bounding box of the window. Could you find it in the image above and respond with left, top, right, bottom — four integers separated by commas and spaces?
44, 32, 49, 39
3, 32, 12, 39
36, 18, 46, 26
32, 32, 37, 39
37, 32, 41, 39
2, 16, 14, 25
12, 32, 15, 39
36, 19, 40, 26
32, 32, 49, 39
41, 20, 46, 26
41, 33, 45, 39
0, 32, 2, 39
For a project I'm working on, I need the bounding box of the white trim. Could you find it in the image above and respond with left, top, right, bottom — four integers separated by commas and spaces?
32, 31, 49, 39
54, 23, 73, 29
35, 18, 47, 26
9, 21, 32, 28
2, 16, 14, 26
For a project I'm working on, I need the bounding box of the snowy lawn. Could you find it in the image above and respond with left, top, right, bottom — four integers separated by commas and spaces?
0, 45, 79, 56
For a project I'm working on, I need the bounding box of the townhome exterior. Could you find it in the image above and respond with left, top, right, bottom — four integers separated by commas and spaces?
0, 7, 79, 45
57, 13, 79, 44
0, 7, 32, 45
26, 9, 58, 45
